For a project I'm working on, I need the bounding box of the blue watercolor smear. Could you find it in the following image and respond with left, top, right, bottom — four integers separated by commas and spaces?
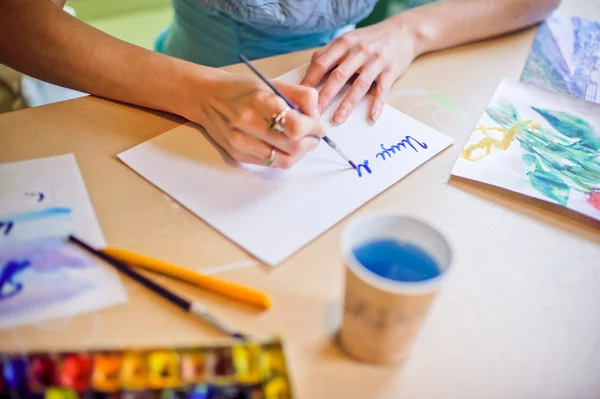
6, 207, 71, 223
356, 160, 372, 177
376, 136, 428, 161
0, 208, 72, 237
353, 239, 440, 282
0, 260, 31, 300
0, 238, 96, 310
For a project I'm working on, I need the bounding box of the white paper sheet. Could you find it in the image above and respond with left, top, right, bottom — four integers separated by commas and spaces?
118, 65, 454, 266
451, 80, 600, 221
0, 154, 127, 329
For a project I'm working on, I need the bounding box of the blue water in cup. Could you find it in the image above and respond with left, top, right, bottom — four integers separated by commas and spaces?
352, 239, 440, 282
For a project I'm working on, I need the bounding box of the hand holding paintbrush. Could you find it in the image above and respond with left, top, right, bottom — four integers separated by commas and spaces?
179, 64, 330, 170
238, 53, 357, 170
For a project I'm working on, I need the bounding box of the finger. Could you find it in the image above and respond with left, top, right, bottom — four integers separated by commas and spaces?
257, 89, 321, 140
228, 128, 319, 162
204, 89, 318, 167
229, 93, 321, 156
370, 70, 395, 123
240, 111, 321, 156
227, 128, 274, 160
274, 80, 320, 117
333, 58, 385, 125
229, 138, 316, 170
300, 34, 356, 89
228, 149, 267, 166
229, 148, 303, 170
317, 49, 368, 115
259, 92, 323, 142
233, 90, 323, 145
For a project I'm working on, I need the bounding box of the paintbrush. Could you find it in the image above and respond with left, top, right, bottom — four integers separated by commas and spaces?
102, 246, 271, 310
238, 53, 357, 170
68, 235, 246, 340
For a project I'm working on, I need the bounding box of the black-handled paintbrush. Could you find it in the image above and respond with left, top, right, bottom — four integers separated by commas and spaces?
68, 235, 246, 340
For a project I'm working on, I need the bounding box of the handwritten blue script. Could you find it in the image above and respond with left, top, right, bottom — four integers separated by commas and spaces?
376, 136, 428, 161
356, 136, 429, 178
356, 161, 372, 177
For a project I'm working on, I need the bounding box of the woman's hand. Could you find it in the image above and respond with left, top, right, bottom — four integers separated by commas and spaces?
184, 72, 325, 169
300, 19, 420, 125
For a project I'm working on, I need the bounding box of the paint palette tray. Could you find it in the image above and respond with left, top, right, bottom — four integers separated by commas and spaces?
0, 337, 293, 399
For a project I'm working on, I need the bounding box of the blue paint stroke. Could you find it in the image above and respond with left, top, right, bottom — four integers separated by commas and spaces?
376, 136, 428, 161
356, 160, 372, 178
0, 238, 95, 307
25, 192, 45, 202
7, 207, 71, 223
0, 207, 72, 237
0, 222, 13, 236
0, 260, 31, 300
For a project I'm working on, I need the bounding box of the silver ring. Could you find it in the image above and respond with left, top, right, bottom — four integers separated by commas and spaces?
265, 149, 276, 167
269, 106, 291, 133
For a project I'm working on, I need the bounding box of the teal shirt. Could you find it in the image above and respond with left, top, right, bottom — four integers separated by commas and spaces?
155, 0, 433, 67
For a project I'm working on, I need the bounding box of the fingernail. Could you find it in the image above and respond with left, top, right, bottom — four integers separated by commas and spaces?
368, 110, 375, 125
333, 109, 346, 125
370, 108, 381, 124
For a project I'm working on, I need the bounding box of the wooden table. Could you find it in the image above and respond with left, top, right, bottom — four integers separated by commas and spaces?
1, 1, 600, 397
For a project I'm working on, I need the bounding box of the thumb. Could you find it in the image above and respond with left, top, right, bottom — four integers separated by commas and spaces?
273, 81, 320, 118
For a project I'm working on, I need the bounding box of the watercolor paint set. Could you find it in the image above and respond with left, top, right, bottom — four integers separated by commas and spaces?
0, 337, 293, 399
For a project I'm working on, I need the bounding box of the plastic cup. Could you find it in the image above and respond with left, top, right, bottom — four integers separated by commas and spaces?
338, 212, 452, 364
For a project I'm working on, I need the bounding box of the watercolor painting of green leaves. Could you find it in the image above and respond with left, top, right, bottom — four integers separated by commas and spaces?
451, 80, 600, 221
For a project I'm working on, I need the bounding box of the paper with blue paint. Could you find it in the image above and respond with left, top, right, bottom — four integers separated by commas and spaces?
118, 64, 454, 266
520, 12, 600, 104
0, 154, 127, 329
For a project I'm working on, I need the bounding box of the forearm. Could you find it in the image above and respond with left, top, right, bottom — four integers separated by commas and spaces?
0, 0, 224, 116
389, 0, 561, 57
